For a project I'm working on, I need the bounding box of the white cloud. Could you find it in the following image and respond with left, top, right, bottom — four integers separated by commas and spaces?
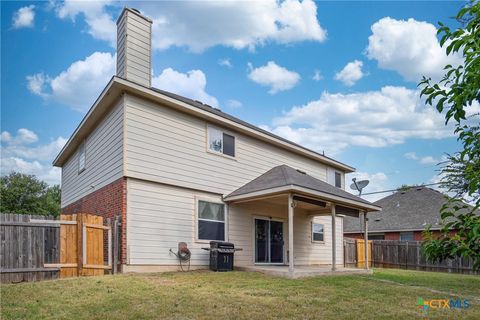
248, 61, 300, 94
26, 73, 50, 98
312, 70, 323, 81
145, 0, 327, 52
404, 152, 445, 165
218, 58, 233, 68
27, 51, 116, 112
366, 17, 462, 82
265, 86, 457, 155
54, 0, 326, 52
347, 171, 389, 202
334, 60, 364, 86
2, 129, 39, 145
152, 68, 218, 107
226, 99, 242, 109
12, 5, 35, 29
55, 0, 116, 46
0, 129, 67, 185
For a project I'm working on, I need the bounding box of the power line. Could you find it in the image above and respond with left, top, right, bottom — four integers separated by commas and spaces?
360, 182, 442, 196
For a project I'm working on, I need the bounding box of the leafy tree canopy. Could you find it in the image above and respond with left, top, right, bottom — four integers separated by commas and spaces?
0, 172, 61, 217
419, 0, 480, 270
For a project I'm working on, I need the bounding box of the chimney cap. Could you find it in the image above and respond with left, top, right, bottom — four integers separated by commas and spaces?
116, 7, 153, 25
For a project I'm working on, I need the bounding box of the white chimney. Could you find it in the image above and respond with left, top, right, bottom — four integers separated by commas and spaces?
116, 7, 152, 87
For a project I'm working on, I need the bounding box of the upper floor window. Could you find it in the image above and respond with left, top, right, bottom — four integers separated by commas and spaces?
78, 141, 86, 173
207, 126, 235, 157
335, 172, 342, 188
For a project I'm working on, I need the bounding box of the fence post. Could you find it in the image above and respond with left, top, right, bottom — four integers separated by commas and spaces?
76, 214, 83, 276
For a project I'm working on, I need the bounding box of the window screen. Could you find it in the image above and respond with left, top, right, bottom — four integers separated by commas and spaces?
223, 133, 235, 157
78, 142, 86, 173
198, 200, 225, 241
335, 172, 342, 188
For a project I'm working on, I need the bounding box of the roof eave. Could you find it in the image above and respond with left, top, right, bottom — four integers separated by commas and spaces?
224, 185, 382, 212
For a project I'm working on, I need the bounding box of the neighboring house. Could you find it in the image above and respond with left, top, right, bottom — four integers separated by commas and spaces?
53, 8, 381, 273
344, 187, 469, 241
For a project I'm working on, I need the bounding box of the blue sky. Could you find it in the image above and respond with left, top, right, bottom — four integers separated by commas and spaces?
1, 1, 474, 201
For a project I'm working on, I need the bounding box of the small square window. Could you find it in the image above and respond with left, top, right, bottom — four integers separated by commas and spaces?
207, 126, 235, 157
78, 141, 86, 173
312, 223, 324, 242
198, 200, 226, 241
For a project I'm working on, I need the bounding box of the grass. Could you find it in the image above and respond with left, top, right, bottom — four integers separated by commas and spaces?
1, 269, 479, 319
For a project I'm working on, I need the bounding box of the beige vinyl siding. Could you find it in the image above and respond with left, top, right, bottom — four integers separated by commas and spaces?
124, 94, 337, 195
61, 99, 124, 207
127, 178, 342, 267
229, 203, 343, 267
126, 178, 220, 266
293, 215, 343, 265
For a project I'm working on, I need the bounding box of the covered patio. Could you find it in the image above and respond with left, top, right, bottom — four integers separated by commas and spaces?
224, 165, 381, 278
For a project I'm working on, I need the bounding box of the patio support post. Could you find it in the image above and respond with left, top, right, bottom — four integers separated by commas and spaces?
364, 211, 369, 270
331, 203, 336, 271
288, 193, 294, 274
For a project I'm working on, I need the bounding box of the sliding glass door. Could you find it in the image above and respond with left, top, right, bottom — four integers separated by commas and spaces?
255, 218, 284, 264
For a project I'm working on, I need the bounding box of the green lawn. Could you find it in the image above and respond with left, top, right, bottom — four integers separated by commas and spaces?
1, 269, 479, 319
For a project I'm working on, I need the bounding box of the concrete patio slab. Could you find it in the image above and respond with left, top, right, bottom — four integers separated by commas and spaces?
235, 265, 373, 279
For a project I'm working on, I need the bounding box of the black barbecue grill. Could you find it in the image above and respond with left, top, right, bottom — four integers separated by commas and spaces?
202, 241, 242, 271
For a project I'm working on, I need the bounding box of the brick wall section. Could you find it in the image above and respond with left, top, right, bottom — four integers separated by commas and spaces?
62, 177, 127, 264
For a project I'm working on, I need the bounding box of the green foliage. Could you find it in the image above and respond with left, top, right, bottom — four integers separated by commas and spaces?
0, 172, 61, 217
397, 184, 421, 192
419, 0, 480, 270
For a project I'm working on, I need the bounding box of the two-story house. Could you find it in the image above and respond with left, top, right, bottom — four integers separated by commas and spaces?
53, 8, 381, 276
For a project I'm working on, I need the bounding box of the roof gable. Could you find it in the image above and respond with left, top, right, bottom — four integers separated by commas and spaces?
54, 77, 354, 173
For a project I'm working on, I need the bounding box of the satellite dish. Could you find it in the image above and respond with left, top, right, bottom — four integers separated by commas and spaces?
350, 178, 370, 196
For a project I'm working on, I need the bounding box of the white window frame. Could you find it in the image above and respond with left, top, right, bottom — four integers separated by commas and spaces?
206, 125, 236, 159
78, 140, 86, 173
195, 197, 228, 243
311, 222, 325, 243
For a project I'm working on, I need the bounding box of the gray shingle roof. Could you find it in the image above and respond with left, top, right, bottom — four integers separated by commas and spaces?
343, 187, 475, 233
225, 165, 375, 207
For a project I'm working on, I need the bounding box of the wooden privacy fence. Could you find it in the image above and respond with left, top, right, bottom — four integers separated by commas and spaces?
343, 238, 372, 268
0, 214, 60, 283
0, 213, 121, 283
371, 240, 479, 274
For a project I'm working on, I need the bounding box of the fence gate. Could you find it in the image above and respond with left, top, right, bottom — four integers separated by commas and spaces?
46, 214, 111, 277
356, 239, 373, 268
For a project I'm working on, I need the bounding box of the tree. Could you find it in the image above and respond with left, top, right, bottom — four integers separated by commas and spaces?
0, 172, 61, 217
419, 1, 480, 269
